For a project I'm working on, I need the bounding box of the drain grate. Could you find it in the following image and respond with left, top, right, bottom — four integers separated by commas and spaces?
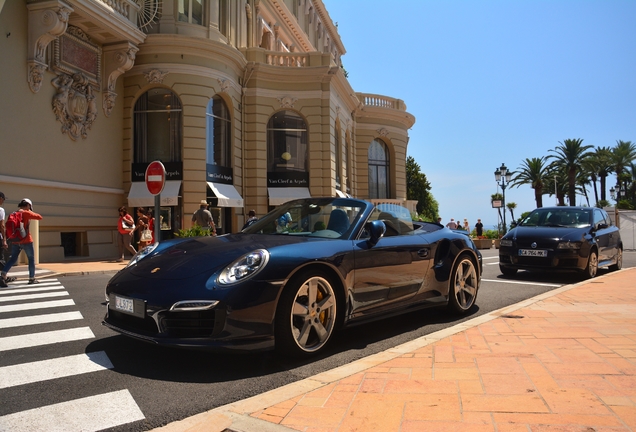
500, 314, 524, 319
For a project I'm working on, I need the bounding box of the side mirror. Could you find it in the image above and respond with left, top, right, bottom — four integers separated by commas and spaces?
597, 223, 609, 230
366, 220, 386, 246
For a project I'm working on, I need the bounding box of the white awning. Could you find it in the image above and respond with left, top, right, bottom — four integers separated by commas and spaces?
127, 181, 181, 208
335, 189, 347, 198
268, 187, 311, 206
207, 182, 244, 208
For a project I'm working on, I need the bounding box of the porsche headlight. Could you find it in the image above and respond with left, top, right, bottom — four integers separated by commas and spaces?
557, 241, 582, 250
500, 239, 513, 247
126, 242, 159, 267
218, 249, 270, 285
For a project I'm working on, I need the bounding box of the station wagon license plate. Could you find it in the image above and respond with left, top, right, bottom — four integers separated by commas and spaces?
112, 295, 145, 318
519, 249, 547, 257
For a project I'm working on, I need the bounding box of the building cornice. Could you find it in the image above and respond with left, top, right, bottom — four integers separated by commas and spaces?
134, 34, 248, 77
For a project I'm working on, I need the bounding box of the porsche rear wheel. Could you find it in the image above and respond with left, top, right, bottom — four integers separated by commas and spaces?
448, 255, 478, 314
275, 270, 337, 357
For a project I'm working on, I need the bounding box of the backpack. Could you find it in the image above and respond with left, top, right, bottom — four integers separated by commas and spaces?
6, 211, 26, 240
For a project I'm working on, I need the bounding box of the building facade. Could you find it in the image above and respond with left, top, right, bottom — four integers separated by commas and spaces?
0, 0, 415, 262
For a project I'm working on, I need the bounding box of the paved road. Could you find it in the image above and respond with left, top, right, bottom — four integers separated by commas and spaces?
1, 251, 634, 431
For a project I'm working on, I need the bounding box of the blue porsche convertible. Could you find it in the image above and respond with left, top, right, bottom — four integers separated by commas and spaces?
103, 197, 482, 357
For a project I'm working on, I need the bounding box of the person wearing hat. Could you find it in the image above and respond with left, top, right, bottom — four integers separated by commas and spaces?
1, 198, 43, 286
192, 199, 216, 235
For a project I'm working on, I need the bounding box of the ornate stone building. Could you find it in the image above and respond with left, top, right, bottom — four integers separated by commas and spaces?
0, 0, 415, 262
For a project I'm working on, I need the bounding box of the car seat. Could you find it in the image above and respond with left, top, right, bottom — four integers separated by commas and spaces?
326, 209, 350, 234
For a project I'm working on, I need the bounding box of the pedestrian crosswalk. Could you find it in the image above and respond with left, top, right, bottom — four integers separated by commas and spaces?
0, 278, 145, 431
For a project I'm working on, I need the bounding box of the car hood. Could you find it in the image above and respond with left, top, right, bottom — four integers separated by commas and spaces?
126, 233, 322, 280
505, 226, 588, 241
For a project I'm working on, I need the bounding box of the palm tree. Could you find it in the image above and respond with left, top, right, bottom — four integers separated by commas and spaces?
510, 157, 549, 208
611, 140, 636, 192
547, 139, 593, 206
590, 146, 614, 201
506, 202, 517, 224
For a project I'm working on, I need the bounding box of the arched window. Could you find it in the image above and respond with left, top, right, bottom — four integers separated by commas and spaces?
133, 88, 182, 163
368, 139, 390, 199
206, 95, 231, 167
267, 111, 308, 172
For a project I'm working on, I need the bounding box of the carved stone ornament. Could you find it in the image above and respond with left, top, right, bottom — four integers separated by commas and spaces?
103, 91, 117, 118
278, 96, 298, 109
28, 62, 47, 93
102, 43, 138, 117
51, 72, 98, 141
217, 78, 231, 93
26, 1, 74, 93
377, 127, 390, 137
144, 69, 169, 84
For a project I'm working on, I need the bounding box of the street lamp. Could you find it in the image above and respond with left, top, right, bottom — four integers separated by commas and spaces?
494, 163, 513, 234
610, 187, 616, 201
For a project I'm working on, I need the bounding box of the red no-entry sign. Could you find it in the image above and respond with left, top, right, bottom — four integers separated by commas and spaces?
145, 161, 166, 195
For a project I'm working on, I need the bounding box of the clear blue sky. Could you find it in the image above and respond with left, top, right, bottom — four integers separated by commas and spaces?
325, 0, 636, 229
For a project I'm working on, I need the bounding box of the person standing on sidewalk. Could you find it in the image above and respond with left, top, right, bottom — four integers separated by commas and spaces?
1, 198, 43, 286
116, 206, 137, 262
192, 200, 216, 235
0, 192, 8, 265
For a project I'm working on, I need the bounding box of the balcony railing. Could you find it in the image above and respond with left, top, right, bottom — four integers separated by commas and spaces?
356, 93, 407, 111
97, 0, 138, 21
266, 52, 307, 67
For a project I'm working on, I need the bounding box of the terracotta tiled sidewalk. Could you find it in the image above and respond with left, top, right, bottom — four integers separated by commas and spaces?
244, 268, 636, 432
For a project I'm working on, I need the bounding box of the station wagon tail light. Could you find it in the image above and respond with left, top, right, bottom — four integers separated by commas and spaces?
557, 241, 582, 250
500, 239, 513, 247
217, 249, 270, 285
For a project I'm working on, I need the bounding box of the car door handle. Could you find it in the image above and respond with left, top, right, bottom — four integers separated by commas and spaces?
417, 249, 429, 258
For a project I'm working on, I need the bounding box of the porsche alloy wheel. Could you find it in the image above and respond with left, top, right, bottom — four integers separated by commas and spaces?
276, 271, 337, 357
448, 256, 478, 314
583, 250, 598, 279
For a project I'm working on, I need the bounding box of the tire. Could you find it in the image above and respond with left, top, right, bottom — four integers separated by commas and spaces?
499, 265, 518, 276
609, 248, 623, 271
275, 270, 338, 357
448, 255, 479, 314
582, 250, 598, 279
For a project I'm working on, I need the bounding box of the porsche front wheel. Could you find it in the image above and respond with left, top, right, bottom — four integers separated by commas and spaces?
275, 271, 338, 357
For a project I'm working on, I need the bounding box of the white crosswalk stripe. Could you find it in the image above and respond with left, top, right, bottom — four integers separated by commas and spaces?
0, 311, 83, 329
0, 351, 113, 389
0, 285, 66, 295
0, 389, 145, 432
0, 327, 95, 351
0, 279, 145, 429
0, 299, 75, 313
0, 291, 69, 303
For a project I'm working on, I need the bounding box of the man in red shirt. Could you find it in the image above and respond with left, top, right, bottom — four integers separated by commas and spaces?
0, 198, 43, 286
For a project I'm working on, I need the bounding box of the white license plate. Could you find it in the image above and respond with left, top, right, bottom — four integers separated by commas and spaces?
115, 296, 135, 314
519, 249, 547, 257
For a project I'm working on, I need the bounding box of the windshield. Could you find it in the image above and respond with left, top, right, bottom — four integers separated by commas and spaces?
520, 208, 591, 228
242, 198, 368, 239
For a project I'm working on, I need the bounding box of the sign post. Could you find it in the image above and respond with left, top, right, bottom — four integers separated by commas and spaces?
145, 161, 166, 243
